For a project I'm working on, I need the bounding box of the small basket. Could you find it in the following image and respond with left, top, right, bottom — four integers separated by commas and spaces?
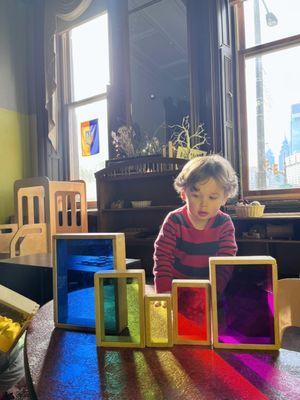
235, 204, 265, 218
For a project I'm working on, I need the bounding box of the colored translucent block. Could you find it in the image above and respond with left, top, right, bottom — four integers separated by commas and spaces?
0, 284, 39, 353
95, 270, 145, 348
210, 256, 279, 350
178, 287, 207, 340
172, 280, 211, 345
145, 294, 172, 347
53, 233, 125, 330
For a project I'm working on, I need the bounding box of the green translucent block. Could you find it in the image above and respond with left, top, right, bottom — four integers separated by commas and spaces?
102, 278, 141, 344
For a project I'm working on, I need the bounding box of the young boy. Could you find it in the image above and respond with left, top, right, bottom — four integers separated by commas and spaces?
0, 334, 25, 400
153, 154, 238, 293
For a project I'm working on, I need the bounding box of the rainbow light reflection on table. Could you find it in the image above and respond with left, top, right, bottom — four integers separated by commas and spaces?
27, 291, 300, 400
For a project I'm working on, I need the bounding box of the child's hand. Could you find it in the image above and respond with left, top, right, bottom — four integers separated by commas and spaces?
154, 301, 167, 308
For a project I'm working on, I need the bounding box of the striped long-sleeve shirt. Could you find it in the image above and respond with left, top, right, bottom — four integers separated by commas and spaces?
153, 205, 237, 293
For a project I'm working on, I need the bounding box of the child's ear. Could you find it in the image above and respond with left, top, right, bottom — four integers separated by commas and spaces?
180, 190, 186, 202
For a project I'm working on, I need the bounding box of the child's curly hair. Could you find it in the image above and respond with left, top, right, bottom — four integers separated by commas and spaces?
174, 154, 238, 198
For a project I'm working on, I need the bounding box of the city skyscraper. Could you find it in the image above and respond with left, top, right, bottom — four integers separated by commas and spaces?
279, 137, 290, 172
290, 103, 300, 154
265, 148, 275, 168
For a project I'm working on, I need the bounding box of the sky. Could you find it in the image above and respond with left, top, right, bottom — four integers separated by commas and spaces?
244, 0, 300, 167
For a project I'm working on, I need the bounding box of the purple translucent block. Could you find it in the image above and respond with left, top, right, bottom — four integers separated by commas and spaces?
216, 264, 275, 345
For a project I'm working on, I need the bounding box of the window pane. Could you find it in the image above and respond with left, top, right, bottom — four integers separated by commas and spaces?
70, 13, 110, 101
245, 46, 300, 191
129, 0, 152, 11
244, 0, 300, 49
129, 0, 189, 143
69, 99, 109, 201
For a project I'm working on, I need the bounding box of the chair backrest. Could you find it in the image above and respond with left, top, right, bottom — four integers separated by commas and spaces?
14, 177, 48, 227
17, 186, 46, 226
14, 177, 88, 253
278, 278, 300, 340
48, 180, 88, 236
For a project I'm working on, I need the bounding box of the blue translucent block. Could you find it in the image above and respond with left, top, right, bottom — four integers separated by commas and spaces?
56, 238, 115, 329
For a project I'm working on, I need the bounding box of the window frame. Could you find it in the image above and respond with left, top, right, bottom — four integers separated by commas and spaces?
235, 2, 300, 201
57, 12, 110, 208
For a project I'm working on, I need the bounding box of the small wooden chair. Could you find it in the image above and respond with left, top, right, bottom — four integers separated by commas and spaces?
278, 278, 300, 341
0, 178, 48, 258
0, 177, 87, 258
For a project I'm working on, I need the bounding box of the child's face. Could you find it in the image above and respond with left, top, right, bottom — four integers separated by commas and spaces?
181, 178, 228, 229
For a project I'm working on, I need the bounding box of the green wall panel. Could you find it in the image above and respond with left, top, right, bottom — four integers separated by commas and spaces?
0, 107, 31, 223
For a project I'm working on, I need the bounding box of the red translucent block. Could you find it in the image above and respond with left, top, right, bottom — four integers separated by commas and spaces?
172, 280, 211, 345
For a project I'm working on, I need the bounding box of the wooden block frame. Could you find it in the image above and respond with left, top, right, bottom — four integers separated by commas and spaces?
145, 293, 173, 347
94, 269, 145, 348
172, 279, 211, 345
209, 256, 280, 350
53, 233, 126, 331
278, 278, 300, 341
0, 284, 39, 353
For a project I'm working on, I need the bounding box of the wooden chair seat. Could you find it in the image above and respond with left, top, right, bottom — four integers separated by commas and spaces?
0, 224, 18, 255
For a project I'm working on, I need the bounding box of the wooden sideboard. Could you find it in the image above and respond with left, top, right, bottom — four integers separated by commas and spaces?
232, 213, 300, 278
95, 157, 300, 278
95, 156, 187, 274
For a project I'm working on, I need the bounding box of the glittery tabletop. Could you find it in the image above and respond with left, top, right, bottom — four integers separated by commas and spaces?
25, 292, 300, 400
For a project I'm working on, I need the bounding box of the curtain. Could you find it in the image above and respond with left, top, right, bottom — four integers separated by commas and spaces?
44, 0, 93, 151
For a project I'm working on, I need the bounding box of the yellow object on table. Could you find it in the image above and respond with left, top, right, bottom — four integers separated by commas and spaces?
0, 284, 39, 353
0, 316, 22, 352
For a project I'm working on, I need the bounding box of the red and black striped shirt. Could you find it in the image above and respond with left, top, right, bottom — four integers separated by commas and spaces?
153, 205, 237, 293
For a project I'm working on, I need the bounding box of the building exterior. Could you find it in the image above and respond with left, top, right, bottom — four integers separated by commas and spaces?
285, 152, 300, 187
290, 103, 300, 154
279, 137, 290, 173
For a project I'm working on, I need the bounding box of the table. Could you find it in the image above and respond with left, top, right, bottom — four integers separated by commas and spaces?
25, 299, 300, 400
0, 254, 53, 305
0, 253, 141, 305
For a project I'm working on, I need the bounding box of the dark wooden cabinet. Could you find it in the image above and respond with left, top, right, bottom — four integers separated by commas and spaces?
95, 158, 300, 279
232, 213, 300, 278
95, 156, 186, 275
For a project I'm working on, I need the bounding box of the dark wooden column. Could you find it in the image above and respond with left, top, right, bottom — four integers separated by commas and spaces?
186, 0, 237, 166
186, 0, 220, 153
107, 0, 132, 158
217, 0, 238, 172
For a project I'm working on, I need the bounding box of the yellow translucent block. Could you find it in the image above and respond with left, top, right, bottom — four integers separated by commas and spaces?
145, 294, 173, 347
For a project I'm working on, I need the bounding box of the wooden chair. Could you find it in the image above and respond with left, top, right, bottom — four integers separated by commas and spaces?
278, 278, 300, 341
0, 177, 87, 258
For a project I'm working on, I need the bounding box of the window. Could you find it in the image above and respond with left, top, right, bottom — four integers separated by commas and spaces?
59, 13, 110, 203
236, 0, 300, 199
